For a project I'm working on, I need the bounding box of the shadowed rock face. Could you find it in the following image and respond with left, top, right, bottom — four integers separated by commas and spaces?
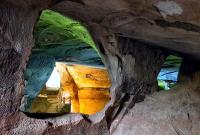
113, 82, 200, 135
0, 0, 200, 135
53, 0, 200, 59
0, 5, 40, 117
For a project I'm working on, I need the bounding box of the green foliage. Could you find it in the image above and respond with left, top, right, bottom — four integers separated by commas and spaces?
34, 9, 98, 54
33, 9, 103, 65
158, 80, 166, 91
162, 55, 182, 68
157, 55, 182, 91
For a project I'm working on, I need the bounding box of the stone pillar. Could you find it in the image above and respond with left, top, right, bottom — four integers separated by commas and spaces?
91, 25, 166, 131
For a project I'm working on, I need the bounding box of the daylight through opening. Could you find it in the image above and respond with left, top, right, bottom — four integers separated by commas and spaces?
157, 55, 182, 90
20, 10, 111, 115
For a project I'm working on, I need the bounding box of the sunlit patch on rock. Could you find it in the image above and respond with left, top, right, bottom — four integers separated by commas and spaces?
28, 63, 111, 115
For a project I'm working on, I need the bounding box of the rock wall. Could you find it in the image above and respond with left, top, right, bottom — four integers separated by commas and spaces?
113, 82, 200, 135
95, 31, 166, 132
0, 4, 41, 117
0, 0, 200, 135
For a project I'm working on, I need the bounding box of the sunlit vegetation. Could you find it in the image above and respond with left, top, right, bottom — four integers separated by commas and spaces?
157, 55, 182, 90
32, 9, 102, 65
21, 10, 111, 115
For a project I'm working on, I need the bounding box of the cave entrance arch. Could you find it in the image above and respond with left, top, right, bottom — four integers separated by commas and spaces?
20, 9, 111, 116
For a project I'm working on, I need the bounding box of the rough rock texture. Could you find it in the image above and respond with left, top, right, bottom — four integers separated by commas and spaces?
178, 58, 200, 82
1, 0, 200, 135
0, 112, 109, 135
93, 32, 166, 131
0, 5, 41, 117
113, 82, 200, 135
53, 0, 200, 59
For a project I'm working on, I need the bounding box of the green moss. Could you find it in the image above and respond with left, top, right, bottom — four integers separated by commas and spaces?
163, 55, 182, 68
32, 9, 103, 66
158, 80, 166, 90
34, 9, 97, 51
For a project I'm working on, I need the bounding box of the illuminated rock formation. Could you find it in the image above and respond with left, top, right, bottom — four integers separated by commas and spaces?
29, 63, 111, 115
0, 0, 200, 135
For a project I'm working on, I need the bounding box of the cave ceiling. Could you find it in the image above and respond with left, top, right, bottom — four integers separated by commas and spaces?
3, 0, 200, 59
51, 0, 200, 59
1, 1, 200, 134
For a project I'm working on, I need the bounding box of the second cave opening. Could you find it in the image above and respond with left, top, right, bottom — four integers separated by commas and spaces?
157, 55, 182, 90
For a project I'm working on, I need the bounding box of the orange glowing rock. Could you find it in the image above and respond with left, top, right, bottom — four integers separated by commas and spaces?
56, 63, 78, 99
78, 88, 110, 99
77, 88, 110, 114
79, 98, 110, 115
66, 64, 111, 89
71, 99, 80, 113
29, 63, 111, 114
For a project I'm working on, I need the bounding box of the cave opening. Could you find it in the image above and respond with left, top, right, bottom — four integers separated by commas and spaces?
1, 1, 200, 134
157, 55, 182, 90
20, 9, 111, 116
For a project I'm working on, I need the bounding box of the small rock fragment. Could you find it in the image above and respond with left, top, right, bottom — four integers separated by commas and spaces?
154, 1, 183, 18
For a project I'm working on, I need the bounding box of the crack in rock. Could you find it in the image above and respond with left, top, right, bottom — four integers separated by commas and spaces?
155, 19, 200, 33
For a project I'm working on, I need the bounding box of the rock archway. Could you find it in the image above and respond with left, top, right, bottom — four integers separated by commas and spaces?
0, 0, 200, 135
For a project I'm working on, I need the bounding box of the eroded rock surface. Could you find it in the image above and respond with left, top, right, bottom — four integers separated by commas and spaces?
53, 0, 200, 59
0, 112, 109, 135
1, 0, 200, 135
113, 83, 200, 135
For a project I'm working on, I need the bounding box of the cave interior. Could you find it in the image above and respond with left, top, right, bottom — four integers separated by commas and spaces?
0, 0, 200, 135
